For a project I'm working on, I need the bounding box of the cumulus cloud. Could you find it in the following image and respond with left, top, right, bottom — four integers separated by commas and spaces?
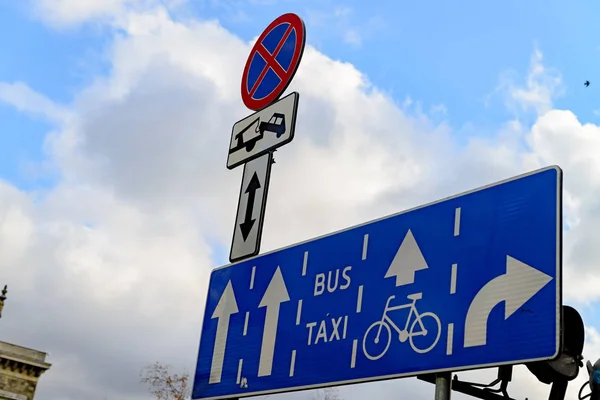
32, 0, 156, 27
486, 47, 564, 119
2, 2, 600, 400
0, 82, 72, 124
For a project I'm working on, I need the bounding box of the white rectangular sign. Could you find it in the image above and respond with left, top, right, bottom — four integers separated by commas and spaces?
229, 152, 273, 262
226, 92, 298, 170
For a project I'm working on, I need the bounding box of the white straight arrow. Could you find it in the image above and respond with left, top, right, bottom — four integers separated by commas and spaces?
384, 229, 429, 286
209, 280, 239, 384
258, 266, 290, 377
464, 255, 553, 348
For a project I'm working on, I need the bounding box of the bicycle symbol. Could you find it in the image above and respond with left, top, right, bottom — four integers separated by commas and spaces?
362, 292, 441, 360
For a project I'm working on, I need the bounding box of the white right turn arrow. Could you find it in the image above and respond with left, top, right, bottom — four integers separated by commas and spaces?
209, 280, 239, 384
463, 255, 553, 348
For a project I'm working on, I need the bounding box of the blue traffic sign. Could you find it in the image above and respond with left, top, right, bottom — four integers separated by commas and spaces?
193, 166, 562, 400
241, 13, 306, 111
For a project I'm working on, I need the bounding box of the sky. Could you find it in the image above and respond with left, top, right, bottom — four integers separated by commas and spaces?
3, 0, 600, 399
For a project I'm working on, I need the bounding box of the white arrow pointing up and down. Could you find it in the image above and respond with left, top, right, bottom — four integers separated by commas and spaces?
258, 266, 290, 377
464, 255, 553, 348
209, 280, 239, 384
385, 229, 429, 286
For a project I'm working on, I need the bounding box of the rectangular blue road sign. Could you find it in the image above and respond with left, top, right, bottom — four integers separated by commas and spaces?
193, 166, 562, 400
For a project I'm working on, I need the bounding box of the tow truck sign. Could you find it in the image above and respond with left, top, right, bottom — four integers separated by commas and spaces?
226, 92, 299, 170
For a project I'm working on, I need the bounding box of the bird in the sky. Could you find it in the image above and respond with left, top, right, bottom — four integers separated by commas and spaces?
585, 80, 590, 87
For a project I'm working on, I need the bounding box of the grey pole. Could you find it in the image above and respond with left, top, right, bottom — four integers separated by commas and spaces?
434, 372, 452, 400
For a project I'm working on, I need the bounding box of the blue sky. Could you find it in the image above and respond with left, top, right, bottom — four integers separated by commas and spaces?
4, 0, 600, 192
199, 0, 600, 124
4, 3, 600, 399
0, 2, 111, 189
1, 0, 599, 332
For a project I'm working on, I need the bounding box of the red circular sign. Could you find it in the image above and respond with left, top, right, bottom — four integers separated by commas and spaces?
241, 13, 306, 111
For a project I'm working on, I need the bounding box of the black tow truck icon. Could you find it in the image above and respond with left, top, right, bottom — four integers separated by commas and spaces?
229, 113, 286, 153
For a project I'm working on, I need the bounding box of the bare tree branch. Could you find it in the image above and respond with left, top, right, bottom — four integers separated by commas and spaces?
311, 387, 343, 400
140, 361, 191, 400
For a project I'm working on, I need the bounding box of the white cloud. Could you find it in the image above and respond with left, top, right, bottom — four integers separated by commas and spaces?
33, 0, 132, 26
512, 48, 564, 114
304, 6, 380, 50
343, 29, 362, 47
31, 0, 186, 28
484, 46, 564, 120
0, 82, 72, 123
2, 3, 600, 400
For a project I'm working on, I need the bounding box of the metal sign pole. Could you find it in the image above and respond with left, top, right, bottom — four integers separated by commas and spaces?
435, 372, 452, 400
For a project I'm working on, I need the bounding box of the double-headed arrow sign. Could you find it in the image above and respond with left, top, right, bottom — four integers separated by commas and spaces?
230, 153, 273, 262
240, 172, 261, 241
